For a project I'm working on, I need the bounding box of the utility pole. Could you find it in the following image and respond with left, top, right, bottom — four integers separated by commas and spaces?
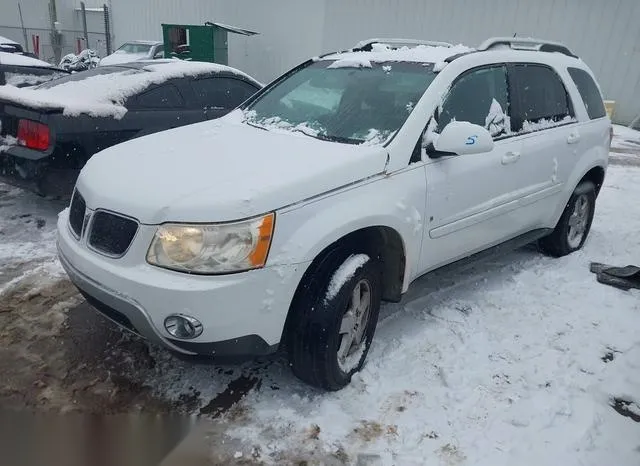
80, 2, 89, 49
48, 0, 62, 63
17, 3, 29, 52
103, 3, 112, 55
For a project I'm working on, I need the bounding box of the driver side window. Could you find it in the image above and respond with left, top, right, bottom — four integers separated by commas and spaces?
436, 65, 510, 138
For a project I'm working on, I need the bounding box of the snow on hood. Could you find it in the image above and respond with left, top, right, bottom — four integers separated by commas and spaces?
0, 60, 258, 119
321, 43, 472, 64
76, 113, 389, 223
98, 51, 150, 66
0, 51, 53, 67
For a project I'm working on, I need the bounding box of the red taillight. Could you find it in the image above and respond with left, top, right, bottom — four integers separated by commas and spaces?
17, 119, 50, 151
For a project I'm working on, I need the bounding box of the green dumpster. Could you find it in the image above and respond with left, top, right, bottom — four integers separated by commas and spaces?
161, 22, 258, 64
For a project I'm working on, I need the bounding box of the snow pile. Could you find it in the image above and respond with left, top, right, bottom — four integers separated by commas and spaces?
322, 43, 472, 65
327, 58, 372, 69
5, 73, 60, 87
0, 134, 17, 153
0, 60, 258, 119
243, 110, 391, 145
485, 98, 510, 136
0, 51, 54, 67
521, 115, 575, 133
325, 254, 369, 301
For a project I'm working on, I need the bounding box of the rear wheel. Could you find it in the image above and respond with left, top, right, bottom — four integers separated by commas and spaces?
287, 249, 382, 390
539, 180, 596, 257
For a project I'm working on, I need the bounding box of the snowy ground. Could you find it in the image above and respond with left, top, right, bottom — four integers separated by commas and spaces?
1, 153, 640, 465
609, 124, 640, 166
201, 163, 640, 465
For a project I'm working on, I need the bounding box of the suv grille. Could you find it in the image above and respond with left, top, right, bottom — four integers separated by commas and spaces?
88, 211, 138, 257
68, 191, 86, 237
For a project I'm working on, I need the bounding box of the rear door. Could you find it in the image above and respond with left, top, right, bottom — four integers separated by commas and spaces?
122, 79, 204, 138
505, 63, 576, 226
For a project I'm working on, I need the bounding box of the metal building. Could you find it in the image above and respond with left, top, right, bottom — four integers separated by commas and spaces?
2, 0, 638, 124
0, 0, 109, 62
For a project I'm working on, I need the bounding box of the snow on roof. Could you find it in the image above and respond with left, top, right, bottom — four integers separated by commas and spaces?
0, 35, 19, 45
321, 42, 473, 64
0, 60, 260, 119
121, 40, 162, 45
0, 51, 54, 68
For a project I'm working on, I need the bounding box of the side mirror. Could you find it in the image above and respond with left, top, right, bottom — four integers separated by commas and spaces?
431, 121, 494, 156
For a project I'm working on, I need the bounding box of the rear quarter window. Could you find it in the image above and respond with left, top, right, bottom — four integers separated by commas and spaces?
509, 64, 574, 132
190, 76, 259, 109
130, 83, 184, 109
567, 67, 606, 120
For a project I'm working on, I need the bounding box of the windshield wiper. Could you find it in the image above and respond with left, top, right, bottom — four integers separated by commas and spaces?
312, 133, 362, 145
244, 120, 269, 131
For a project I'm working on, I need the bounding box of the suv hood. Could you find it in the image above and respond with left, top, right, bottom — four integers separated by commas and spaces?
76, 115, 389, 224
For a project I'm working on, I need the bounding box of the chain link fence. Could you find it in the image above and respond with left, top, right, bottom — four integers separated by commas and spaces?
0, 25, 107, 66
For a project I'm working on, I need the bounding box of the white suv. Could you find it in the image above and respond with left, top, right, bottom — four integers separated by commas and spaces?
57, 37, 611, 390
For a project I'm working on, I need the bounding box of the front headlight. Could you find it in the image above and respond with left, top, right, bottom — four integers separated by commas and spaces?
146, 213, 275, 274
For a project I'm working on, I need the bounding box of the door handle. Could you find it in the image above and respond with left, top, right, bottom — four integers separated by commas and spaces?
501, 151, 521, 165
567, 132, 581, 144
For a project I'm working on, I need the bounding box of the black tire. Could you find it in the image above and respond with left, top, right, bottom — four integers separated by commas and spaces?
287, 248, 382, 391
539, 180, 596, 257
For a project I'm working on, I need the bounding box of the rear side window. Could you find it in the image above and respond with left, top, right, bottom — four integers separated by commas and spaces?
132, 84, 184, 109
567, 67, 606, 119
190, 77, 259, 109
510, 64, 573, 132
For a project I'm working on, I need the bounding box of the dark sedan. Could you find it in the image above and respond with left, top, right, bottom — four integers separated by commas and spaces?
0, 59, 262, 197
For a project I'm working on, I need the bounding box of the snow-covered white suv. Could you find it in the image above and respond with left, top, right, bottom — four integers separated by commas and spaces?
57, 37, 611, 390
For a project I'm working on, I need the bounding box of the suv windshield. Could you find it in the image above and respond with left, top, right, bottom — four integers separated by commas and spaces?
244, 60, 437, 145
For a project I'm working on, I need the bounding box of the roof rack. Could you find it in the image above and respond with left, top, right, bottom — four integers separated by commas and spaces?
477, 36, 577, 58
352, 38, 453, 51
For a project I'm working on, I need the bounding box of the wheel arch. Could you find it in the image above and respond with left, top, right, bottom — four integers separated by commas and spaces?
580, 165, 606, 197
279, 224, 407, 349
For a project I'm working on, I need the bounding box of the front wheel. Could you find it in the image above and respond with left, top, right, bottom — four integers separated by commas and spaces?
287, 251, 382, 390
539, 180, 596, 257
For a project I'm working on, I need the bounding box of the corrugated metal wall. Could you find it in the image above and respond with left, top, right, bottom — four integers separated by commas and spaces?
108, 0, 325, 87
0, 0, 108, 62
320, 0, 640, 125
10, 0, 634, 124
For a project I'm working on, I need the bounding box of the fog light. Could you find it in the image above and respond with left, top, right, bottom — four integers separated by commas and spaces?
164, 314, 203, 340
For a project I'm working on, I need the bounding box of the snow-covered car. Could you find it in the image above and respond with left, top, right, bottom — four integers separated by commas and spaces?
0, 51, 68, 87
57, 37, 611, 390
0, 35, 24, 54
0, 59, 262, 197
98, 40, 164, 66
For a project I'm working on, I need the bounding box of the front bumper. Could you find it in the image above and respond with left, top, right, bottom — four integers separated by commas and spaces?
57, 208, 307, 359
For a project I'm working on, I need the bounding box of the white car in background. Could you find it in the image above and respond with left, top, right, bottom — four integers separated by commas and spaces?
57, 36, 611, 391
99, 40, 164, 66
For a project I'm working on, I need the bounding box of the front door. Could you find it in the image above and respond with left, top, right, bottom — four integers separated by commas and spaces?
420, 65, 527, 272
